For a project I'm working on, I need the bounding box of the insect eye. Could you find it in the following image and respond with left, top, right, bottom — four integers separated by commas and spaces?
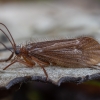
15, 50, 20, 55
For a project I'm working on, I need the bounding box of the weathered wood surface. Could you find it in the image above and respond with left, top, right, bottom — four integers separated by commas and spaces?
0, 51, 100, 89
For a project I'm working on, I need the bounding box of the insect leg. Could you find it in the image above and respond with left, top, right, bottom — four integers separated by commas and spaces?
31, 56, 49, 80
0, 41, 14, 62
23, 56, 35, 67
0, 52, 14, 62
16, 59, 35, 67
18, 58, 49, 80
3, 60, 17, 70
31, 56, 50, 66
23, 56, 49, 80
38, 63, 48, 80
3, 58, 35, 70
88, 65, 100, 70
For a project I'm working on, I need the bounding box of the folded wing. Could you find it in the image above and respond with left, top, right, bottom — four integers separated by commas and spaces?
31, 37, 100, 68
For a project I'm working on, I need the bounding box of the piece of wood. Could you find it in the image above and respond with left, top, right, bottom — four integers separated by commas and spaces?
0, 51, 100, 89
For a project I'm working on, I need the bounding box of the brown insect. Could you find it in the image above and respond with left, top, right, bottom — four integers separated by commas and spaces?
0, 23, 100, 79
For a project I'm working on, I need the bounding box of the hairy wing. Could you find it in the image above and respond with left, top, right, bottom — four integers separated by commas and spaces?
31, 37, 100, 68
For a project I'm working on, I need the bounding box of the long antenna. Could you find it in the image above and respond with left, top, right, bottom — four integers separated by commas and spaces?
0, 41, 13, 53
0, 29, 15, 51
0, 23, 16, 51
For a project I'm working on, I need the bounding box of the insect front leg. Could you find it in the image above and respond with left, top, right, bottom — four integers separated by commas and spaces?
0, 52, 14, 62
3, 57, 35, 70
3, 60, 17, 70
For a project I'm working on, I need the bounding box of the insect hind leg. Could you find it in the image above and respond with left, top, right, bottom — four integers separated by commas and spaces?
31, 56, 50, 80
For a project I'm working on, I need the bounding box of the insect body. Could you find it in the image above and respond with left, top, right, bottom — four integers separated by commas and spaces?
0, 23, 100, 79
